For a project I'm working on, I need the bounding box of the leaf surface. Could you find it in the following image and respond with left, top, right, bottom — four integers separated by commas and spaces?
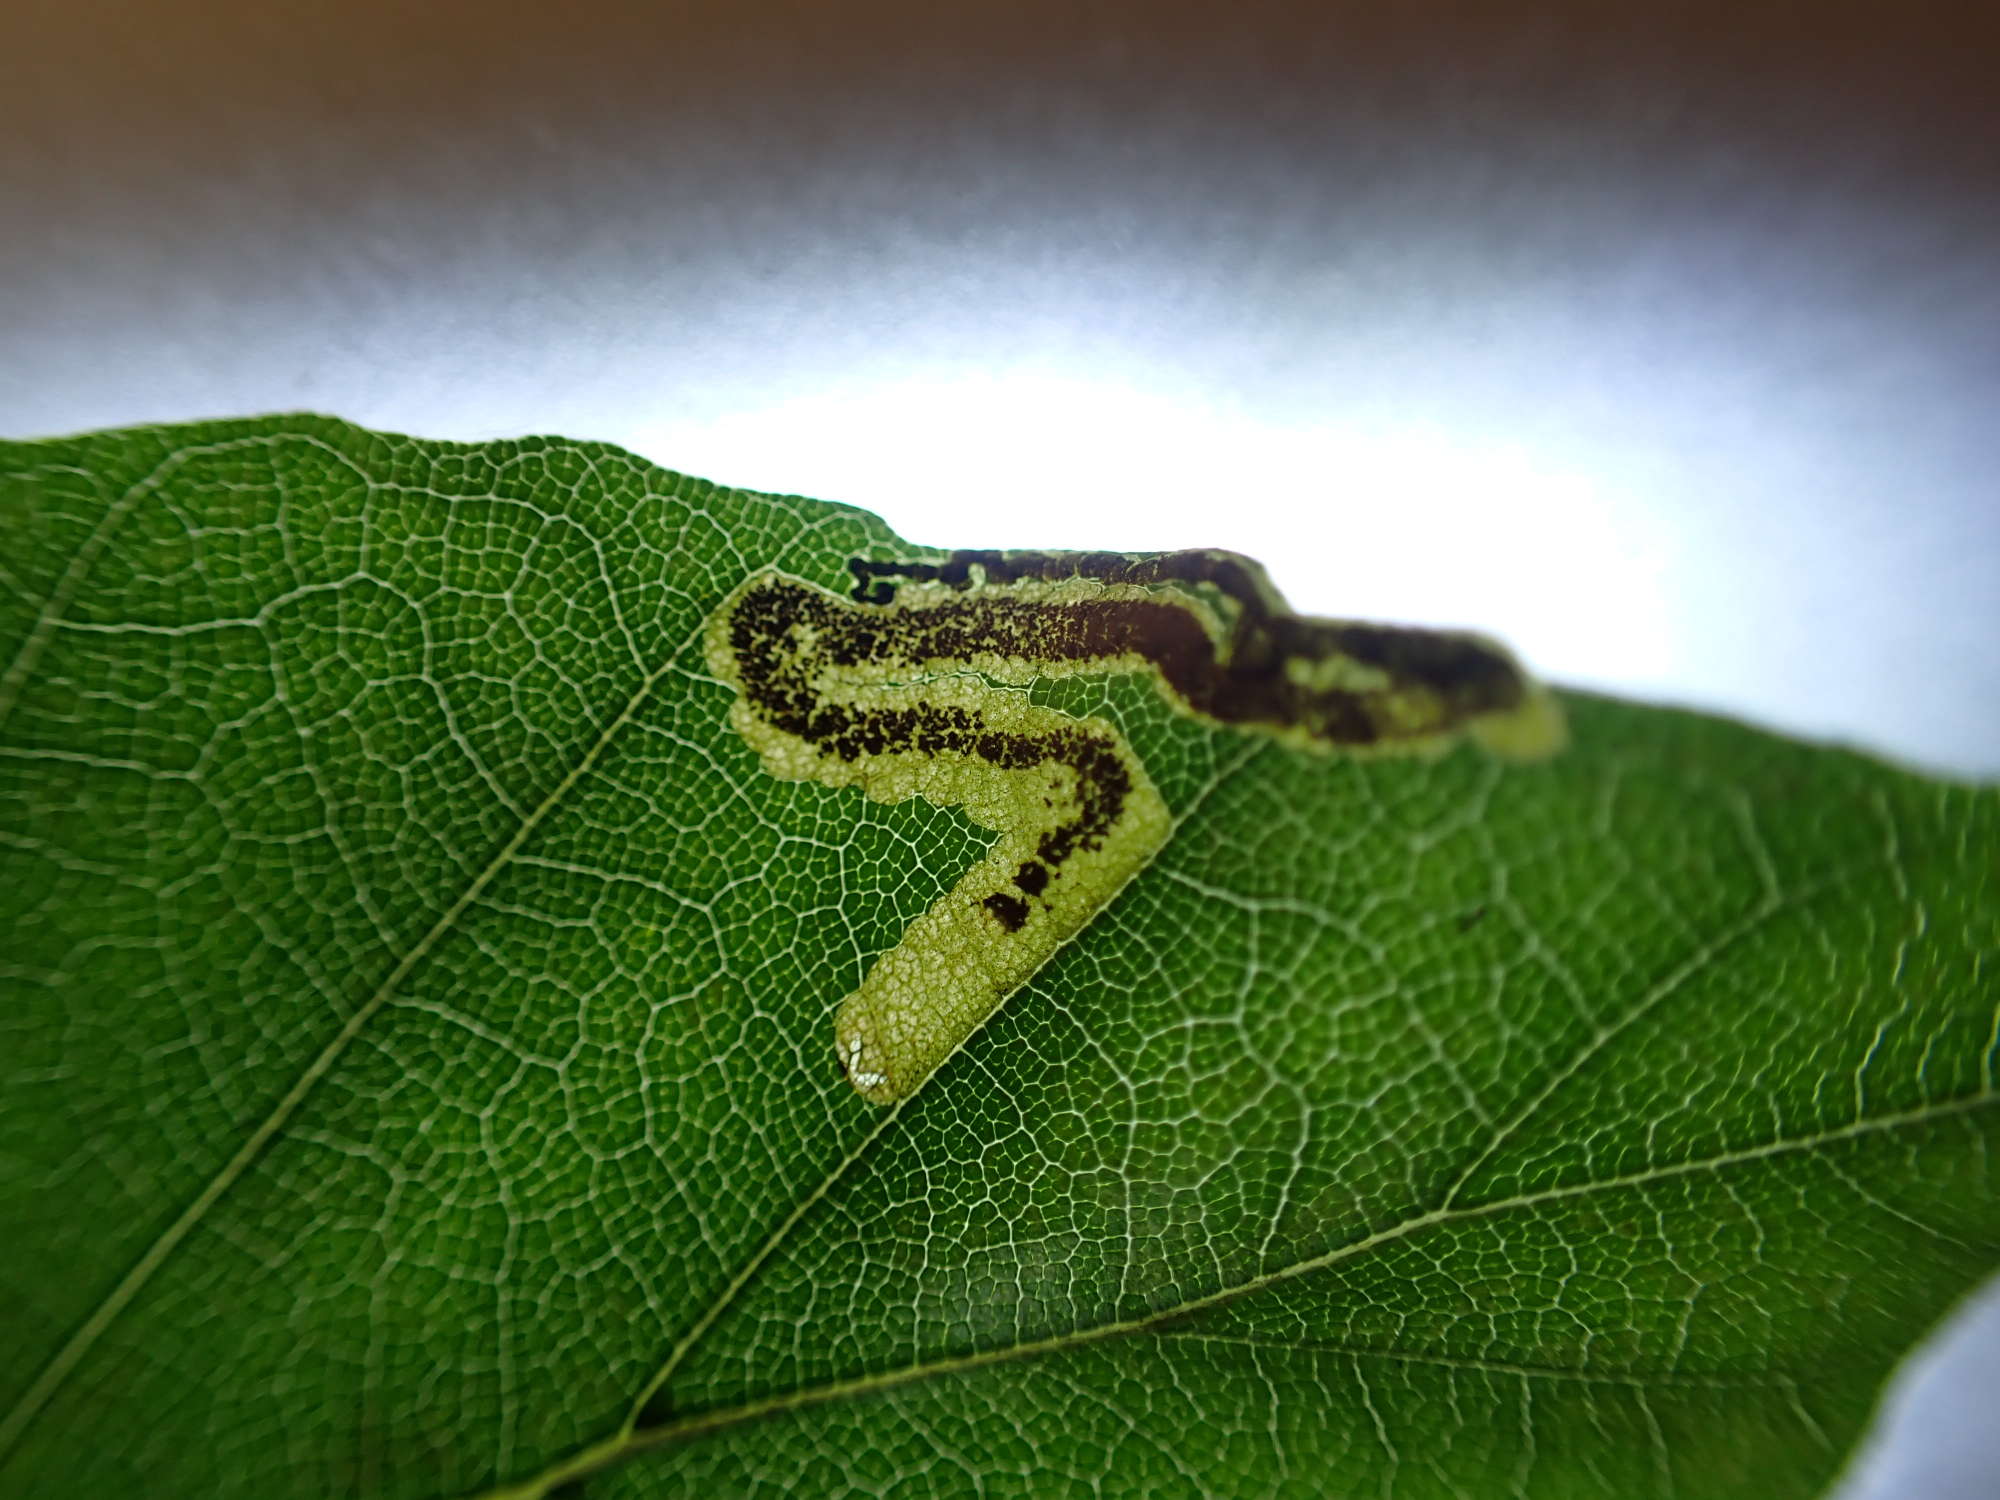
1, 416, 1993, 1500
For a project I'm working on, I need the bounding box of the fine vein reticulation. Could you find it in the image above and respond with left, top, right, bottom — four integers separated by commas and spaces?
706, 549, 1564, 1103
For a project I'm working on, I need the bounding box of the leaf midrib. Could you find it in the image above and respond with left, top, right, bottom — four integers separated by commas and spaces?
476, 820, 1967, 1500
478, 1088, 1994, 1500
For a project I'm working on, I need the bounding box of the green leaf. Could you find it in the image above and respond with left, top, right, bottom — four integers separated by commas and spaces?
2, 415, 1993, 1500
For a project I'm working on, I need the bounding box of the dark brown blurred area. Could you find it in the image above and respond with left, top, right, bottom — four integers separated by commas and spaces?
7, 0, 2000, 296
9, 0, 2000, 168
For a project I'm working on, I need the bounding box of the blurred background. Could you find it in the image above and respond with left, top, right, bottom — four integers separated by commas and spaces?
3, 2, 1995, 1494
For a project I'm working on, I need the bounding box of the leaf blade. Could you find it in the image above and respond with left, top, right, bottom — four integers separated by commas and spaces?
2, 417, 1992, 1500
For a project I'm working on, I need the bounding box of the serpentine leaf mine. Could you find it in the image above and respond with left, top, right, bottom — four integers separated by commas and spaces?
705, 549, 1565, 1104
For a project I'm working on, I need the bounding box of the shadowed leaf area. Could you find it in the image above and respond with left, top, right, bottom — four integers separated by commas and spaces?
1, 415, 1994, 1500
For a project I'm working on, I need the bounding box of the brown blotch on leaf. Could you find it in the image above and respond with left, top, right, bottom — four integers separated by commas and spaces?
982, 892, 1031, 931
